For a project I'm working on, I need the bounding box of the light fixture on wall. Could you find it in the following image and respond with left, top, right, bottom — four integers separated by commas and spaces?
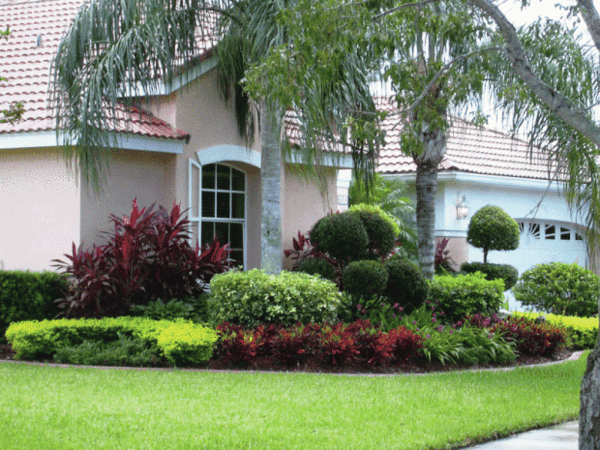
456, 194, 469, 219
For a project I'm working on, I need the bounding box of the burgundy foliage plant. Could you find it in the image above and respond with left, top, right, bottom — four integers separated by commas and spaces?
53, 199, 233, 318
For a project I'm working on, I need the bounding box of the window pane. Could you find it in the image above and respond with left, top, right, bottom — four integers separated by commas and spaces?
216, 164, 230, 190
232, 193, 245, 219
202, 191, 215, 218
215, 222, 228, 244
561, 227, 570, 240
576, 232, 584, 241
232, 168, 245, 191
201, 221, 215, 247
545, 224, 556, 240
202, 164, 215, 189
230, 222, 243, 249
529, 223, 540, 239
230, 250, 243, 266
216, 192, 230, 218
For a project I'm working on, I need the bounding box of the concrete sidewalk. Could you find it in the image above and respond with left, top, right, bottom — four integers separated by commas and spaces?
466, 421, 578, 449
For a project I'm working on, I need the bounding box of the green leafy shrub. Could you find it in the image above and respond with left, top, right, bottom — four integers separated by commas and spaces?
5, 317, 215, 365
210, 270, 342, 327
130, 295, 210, 322
0, 271, 67, 342
515, 312, 599, 350
337, 293, 405, 330
157, 322, 218, 365
467, 205, 520, 263
347, 206, 397, 258
383, 258, 430, 313
512, 262, 600, 317
343, 261, 388, 298
460, 262, 518, 291
309, 213, 369, 261
429, 272, 505, 323
297, 257, 336, 282
54, 334, 159, 366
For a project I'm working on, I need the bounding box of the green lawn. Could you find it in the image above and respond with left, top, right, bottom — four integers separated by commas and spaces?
0, 353, 587, 450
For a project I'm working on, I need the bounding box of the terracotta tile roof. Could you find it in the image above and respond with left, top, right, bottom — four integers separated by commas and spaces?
376, 97, 555, 181
0, 0, 215, 141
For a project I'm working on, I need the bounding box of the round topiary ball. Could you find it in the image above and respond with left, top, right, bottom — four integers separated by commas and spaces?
342, 260, 389, 299
513, 262, 600, 317
460, 262, 519, 291
347, 208, 397, 259
383, 258, 430, 313
297, 257, 336, 282
310, 213, 369, 262
467, 205, 520, 263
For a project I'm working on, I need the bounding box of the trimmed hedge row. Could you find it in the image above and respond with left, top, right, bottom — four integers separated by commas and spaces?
0, 271, 67, 341
5, 317, 217, 365
514, 312, 598, 350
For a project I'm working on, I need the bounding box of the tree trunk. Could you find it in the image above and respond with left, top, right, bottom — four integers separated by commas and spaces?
259, 100, 283, 274
580, 326, 600, 450
414, 129, 446, 281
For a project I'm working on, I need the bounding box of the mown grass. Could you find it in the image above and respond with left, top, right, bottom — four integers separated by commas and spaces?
0, 353, 588, 450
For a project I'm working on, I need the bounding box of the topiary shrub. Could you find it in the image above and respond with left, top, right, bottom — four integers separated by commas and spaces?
342, 260, 389, 299
429, 272, 505, 323
467, 205, 520, 263
210, 270, 342, 327
383, 258, 430, 313
347, 205, 398, 258
309, 213, 369, 262
460, 262, 519, 291
512, 262, 600, 317
297, 257, 337, 282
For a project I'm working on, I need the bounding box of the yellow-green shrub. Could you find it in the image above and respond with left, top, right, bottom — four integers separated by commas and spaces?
157, 323, 218, 365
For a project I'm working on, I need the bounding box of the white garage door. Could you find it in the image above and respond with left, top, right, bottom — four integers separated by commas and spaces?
469, 220, 588, 311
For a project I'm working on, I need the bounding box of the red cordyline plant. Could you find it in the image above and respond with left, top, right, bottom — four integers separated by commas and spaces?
53, 199, 233, 318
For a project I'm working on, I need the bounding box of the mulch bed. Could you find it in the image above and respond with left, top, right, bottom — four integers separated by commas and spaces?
0, 343, 577, 374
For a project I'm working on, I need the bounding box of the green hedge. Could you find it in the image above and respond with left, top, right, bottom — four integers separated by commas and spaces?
429, 272, 505, 323
514, 312, 599, 350
4, 317, 217, 365
0, 271, 68, 341
210, 270, 342, 327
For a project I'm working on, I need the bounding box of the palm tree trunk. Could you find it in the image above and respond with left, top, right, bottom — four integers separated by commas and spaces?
259, 100, 283, 274
580, 339, 600, 449
415, 129, 446, 280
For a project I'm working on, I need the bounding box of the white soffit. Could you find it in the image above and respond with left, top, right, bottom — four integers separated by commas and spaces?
0, 131, 185, 154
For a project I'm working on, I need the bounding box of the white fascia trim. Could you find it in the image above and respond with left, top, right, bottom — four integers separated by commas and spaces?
196, 145, 261, 167
120, 58, 219, 97
436, 229, 468, 238
0, 131, 185, 154
386, 171, 562, 193
285, 151, 353, 168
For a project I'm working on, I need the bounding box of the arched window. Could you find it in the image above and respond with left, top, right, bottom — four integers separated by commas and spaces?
517, 220, 583, 241
189, 161, 245, 266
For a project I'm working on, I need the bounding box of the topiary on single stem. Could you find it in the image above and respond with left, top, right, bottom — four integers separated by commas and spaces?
467, 205, 520, 263
347, 206, 397, 259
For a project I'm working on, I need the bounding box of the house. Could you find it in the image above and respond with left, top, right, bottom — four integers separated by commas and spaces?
0, 0, 349, 272
375, 98, 589, 305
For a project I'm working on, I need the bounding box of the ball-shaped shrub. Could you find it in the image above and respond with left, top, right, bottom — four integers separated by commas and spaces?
310, 213, 369, 262
297, 257, 336, 282
342, 260, 389, 298
347, 208, 397, 259
210, 270, 342, 327
383, 258, 430, 313
460, 262, 519, 291
467, 205, 520, 263
513, 262, 600, 317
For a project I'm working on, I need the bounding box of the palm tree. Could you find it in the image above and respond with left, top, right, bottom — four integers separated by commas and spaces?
51, 0, 377, 274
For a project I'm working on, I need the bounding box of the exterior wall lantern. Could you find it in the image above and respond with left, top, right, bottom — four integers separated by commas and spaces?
456, 194, 469, 219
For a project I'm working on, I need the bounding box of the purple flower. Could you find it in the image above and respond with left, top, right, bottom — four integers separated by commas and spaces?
426, 334, 431, 339
381, 302, 385, 307
431, 306, 435, 311
449, 330, 454, 334
426, 300, 431, 305
392, 314, 397, 319
437, 325, 444, 332
432, 317, 437, 323
357, 304, 362, 310
457, 321, 463, 327
398, 306, 404, 312
412, 321, 417, 326
393, 303, 399, 308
